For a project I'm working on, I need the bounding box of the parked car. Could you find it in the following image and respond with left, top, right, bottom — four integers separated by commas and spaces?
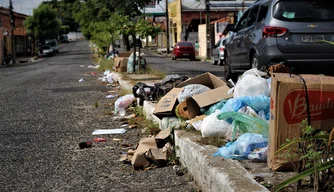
60, 35, 69, 43
46, 39, 59, 53
171, 42, 196, 61
212, 37, 228, 65
224, 0, 334, 81
40, 45, 54, 57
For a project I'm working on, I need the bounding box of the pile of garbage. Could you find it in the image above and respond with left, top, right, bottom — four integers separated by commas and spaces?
153, 64, 334, 171
152, 69, 272, 162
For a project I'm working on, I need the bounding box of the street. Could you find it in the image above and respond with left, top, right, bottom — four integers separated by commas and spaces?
0, 41, 197, 192
143, 50, 225, 78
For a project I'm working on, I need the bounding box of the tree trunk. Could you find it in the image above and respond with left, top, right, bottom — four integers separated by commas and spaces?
123, 35, 130, 51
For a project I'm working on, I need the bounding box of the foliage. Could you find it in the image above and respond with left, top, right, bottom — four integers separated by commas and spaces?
60, 25, 70, 35
274, 120, 334, 191
72, 0, 162, 50
24, 4, 61, 41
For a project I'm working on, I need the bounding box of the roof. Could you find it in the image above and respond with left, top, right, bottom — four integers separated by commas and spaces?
182, 1, 255, 11
0, 6, 28, 19
210, 17, 229, 24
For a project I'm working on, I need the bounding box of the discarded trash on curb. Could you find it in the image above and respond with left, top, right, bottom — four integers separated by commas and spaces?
80, 65, 85, 68
92, 129, 127, 135
113, 138, 123, 141
79, 141, 92, 149
78, 78, 84, 82
94, 138, 106, 142
106, 94, 118, 99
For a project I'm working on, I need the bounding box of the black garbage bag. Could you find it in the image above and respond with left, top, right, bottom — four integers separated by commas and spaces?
132, 75, 189, 106
154, 75, 189, 99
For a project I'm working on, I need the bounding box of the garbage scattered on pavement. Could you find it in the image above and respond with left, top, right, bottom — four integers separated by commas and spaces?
105, 94, 118, 99
94, 138, 106, 142
87, 64, 99, 69
79, 141, 92, 149
113, 138, 123, 141
80, 65, 85, 68
114, 94, 135, 114
78, 78, 84, 82
92, 129, 127, 135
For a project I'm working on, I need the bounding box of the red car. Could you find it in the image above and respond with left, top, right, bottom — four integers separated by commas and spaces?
171, 42, 196, 61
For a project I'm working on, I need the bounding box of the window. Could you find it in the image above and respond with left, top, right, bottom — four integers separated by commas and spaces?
257, 4, 269, 22
247, 5, 260, 27
273, 1, 334, 22
235, 9, 251, 31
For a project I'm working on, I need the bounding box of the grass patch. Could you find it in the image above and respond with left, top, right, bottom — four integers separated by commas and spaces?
97, 58, 114, 72
118, 88, 132, 97
196, 136, 226, 147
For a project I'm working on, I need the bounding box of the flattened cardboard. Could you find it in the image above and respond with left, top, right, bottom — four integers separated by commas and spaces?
155, 128, 171, 140
146, 148, 167, 161
131, 137, 157, 169
153, 88, 184, 118
268, 73, 334, 171
176, 72, 227, 88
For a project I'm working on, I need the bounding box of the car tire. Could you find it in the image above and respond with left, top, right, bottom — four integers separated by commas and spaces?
223, 54, 238, 82
212, 59, 218, 65
251, 53, 260, 69
218, 59, 224, 66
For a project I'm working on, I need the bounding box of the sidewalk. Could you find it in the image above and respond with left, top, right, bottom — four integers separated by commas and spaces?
111, 72, 276, 192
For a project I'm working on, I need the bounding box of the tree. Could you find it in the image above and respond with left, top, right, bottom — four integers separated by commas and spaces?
24, 4, 61, 42
60, 25, 70, 35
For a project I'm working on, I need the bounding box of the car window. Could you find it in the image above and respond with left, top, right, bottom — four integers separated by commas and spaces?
247, 5, 260, 26
42, 46, 50, 49
178, 42, 193, 46
273, 1, 334, 22
235, 9, 251, 31
257, 4, 269, 22
47, 42, 56, 47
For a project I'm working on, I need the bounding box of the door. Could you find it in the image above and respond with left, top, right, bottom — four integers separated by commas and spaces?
239, 5, 260, 68
229, 9, 251, 65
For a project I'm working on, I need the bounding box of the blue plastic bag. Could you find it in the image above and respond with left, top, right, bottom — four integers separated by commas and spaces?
213, 133, 268, 160
204, 100, 227, 116
220, 95, 270, 120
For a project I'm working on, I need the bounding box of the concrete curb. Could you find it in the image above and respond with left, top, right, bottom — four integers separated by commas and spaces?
115, 73, 269, 192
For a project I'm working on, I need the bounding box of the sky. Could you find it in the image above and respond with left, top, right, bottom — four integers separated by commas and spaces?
0, 0, 196, 16
0, 0, 49, 15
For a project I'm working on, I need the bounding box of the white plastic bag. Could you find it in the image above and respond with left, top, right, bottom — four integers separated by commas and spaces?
233, 74, 270, 98
201, 111, 230, 137
106, 72, 114, 83
177, 84, 210, 103
114, 94, 135, 113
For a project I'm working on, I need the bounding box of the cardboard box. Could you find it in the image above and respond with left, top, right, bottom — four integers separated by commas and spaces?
114, 58, 128, 72
131, 137, 157, 169
118, 51, 132, 58
268, 73, 334, 171
153, 73, 231, 119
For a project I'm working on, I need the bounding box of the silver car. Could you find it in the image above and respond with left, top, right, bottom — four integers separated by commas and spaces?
211, 37, 228, 65
224, 0, 334, 80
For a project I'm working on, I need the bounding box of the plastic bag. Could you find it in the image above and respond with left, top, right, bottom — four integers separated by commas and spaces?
177, 84, 210, 103
220, 95, 270, 120
233, 74, 270, 98
213, 133, 268, 160
201, 111, 231, 137
106, 72, 114, 83
217, 111, 269, 140
204, 100, 227, 116
127, 52, 147, 73
241, 68, 267, 78
114, 94, 135, 113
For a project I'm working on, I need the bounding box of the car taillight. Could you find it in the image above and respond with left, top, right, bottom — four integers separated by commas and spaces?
262, 26, 288, 38
220, 47, 225, 51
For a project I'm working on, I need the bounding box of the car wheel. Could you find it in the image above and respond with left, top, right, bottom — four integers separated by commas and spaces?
212, 59, 218, 65
223, 54, 238, 82
251, 54, 259, 69
218, 59, 224, 66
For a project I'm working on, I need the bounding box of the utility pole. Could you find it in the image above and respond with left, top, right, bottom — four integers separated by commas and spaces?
9, 0, 16, 64
205, 0, 210, 59
165, 0, 170, 54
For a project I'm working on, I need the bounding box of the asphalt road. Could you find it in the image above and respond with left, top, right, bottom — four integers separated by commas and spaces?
142, 49, 225, 78
0, 41, 196, 192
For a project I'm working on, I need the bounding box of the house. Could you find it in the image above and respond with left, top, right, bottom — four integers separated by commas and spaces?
0, 6, 29, 63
